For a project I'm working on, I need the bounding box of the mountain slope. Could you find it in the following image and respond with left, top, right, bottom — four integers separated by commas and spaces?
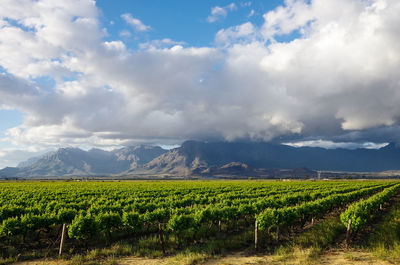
0, 145, 167, 178
136, 141, 400, 175
113, 145, 167, 170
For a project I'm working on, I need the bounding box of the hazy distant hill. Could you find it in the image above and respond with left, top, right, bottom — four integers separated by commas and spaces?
1, 141, 400, 178
0, 145, 167, 178
17, 152, 52, 167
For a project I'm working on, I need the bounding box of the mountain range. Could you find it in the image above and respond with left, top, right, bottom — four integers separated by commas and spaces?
1, 141, 400, 178
0, 145, 167, 178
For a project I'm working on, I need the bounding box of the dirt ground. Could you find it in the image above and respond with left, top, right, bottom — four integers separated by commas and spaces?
202, 250, 392, 265
12, 250, 395, 265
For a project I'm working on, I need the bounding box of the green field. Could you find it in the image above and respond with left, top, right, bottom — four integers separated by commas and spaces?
1, 180, 400, 264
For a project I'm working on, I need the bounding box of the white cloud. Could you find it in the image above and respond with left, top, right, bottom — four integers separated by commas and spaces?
0, 147, 52, 169
119, 29, 131, 37
284, 140, 388, 150
0, 0, 400, 158
248, 9, 255, 17
241, 2, 252, 7
121, 13, 151, 32
258, 0, 400, 133
139, 38, 186, 50
103, 41, 126, 52
215, 22, 257, 46
261, 0, 314, 39
0, 0, 99, 80
207, 3, 237, 23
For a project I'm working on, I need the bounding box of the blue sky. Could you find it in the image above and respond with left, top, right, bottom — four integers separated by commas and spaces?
0, 109, 22, 139
1, 0, 400, 168
97, 1, 281, 48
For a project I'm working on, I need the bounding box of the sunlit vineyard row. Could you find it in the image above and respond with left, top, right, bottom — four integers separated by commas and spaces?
0, 180, 398, 256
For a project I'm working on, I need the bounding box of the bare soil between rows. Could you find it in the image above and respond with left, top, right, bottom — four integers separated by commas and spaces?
12, 249, 395, 265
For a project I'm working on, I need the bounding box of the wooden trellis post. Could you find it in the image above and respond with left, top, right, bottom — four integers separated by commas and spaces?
59, 224, 66, 256
254, 220, 258, 250
276, 226, 280, 242
346, 219, 352, 247
159, 223, 166, 255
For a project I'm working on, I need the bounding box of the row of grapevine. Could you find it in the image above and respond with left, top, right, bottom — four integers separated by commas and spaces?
1, 183, 391, 241
0, 182, 383, 224
0, 180, 398, 254
256, 184, 393, 232
0, 181, 378, 211
340, 183, 400, 232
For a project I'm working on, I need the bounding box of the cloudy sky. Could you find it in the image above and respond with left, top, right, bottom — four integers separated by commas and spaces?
0, 0, 399, 168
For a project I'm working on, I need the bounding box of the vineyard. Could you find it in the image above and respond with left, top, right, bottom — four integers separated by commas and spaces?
1, 180, 399, 263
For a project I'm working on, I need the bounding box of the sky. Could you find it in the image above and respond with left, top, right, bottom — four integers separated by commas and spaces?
0, 0, 400, 168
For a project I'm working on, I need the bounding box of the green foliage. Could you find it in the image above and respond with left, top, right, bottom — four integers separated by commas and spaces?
0, 206, 26, 223
122, 211, 143, 230
143, 208, 170, 223
20, 214, 56, 231
340, 184, 400, 231
168, 214, 196, 231
57, 208, 78, 224
0, 179, 397, 252
96, 212, 122, 233
364, 199, 400, 262
257, 184, 393, 231
68, 214, 98, 240
0, 217, 23, 237
194, 207, 214, 223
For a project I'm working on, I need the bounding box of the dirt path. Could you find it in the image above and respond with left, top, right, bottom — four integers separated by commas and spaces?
116, 250, 393, 265
116, 256, 170, 265
11, 250, 395, 265
317, 250, 391, 265
203, 251, 392, 265
13, 260, 68, 265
